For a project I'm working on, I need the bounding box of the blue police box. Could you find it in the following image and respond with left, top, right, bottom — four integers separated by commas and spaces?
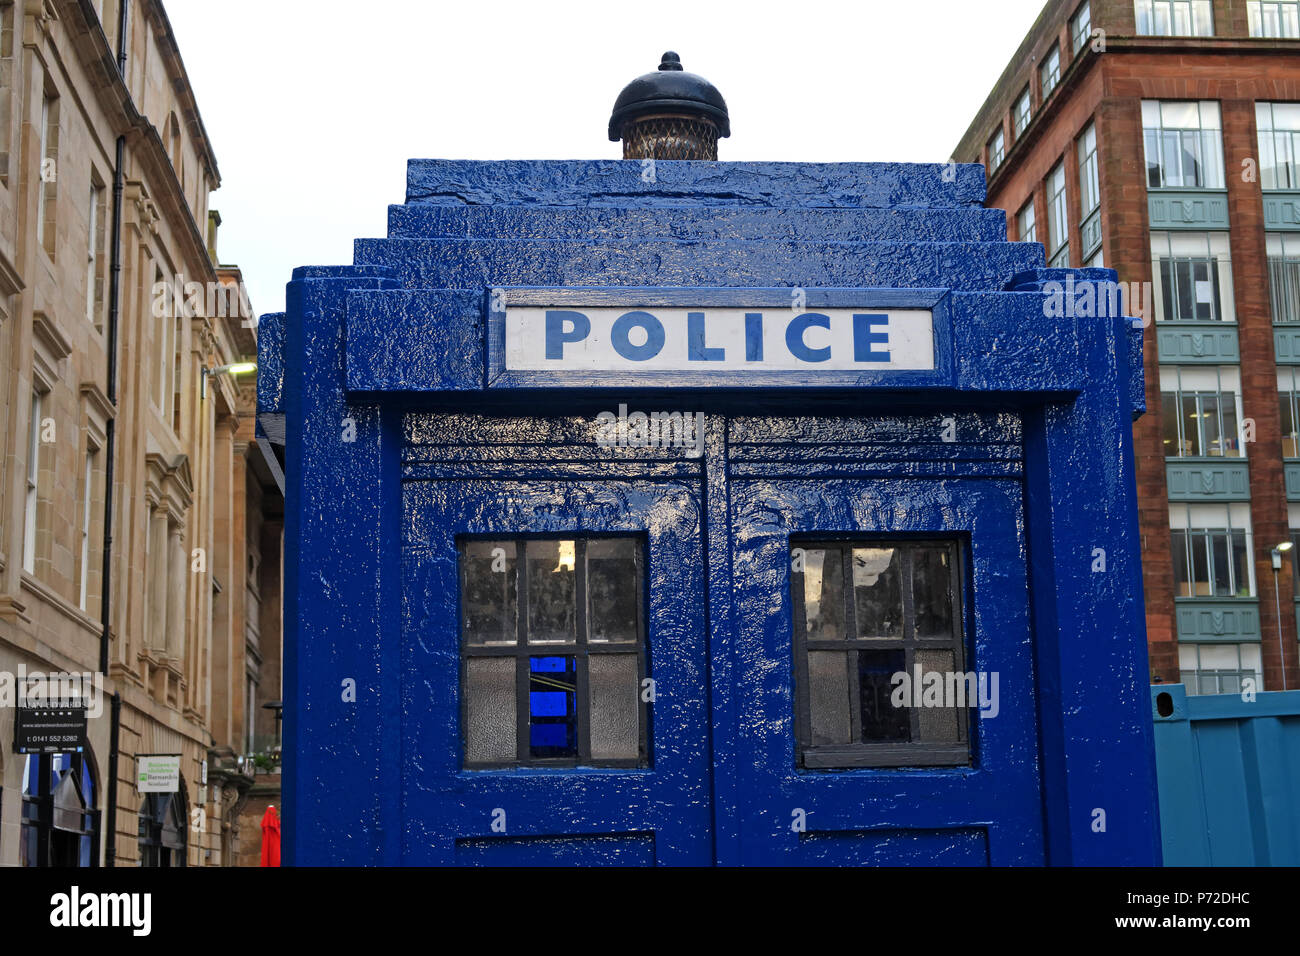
259, 153, 1161, 866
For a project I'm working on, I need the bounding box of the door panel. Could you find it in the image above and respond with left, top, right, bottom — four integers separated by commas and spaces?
401, 477, 712, 865
726, 475, 1045, 865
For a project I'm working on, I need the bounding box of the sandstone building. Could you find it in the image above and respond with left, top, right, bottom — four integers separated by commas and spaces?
0, 0, 282, 866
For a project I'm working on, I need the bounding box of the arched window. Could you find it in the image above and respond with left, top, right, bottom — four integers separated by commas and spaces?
20, 752, 99, 867
138, 781, 187, 867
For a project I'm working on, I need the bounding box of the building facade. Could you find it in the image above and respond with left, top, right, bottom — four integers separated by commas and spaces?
0, 0, 281, 866
954, 0, 1300, 695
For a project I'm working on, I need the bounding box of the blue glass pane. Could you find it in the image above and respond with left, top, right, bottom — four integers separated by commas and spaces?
530, 724, 571, 748
528, 656, 577, 758
81, 759, 94, 805
529, 691, 569, 717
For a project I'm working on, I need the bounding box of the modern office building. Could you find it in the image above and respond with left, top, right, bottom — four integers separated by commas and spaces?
954, 0, 1300, 693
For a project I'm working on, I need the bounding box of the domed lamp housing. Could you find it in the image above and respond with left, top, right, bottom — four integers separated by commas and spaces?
609, 51, 731, 160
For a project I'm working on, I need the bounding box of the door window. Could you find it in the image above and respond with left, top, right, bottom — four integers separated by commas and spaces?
459, 537, 648, 768
791, 540, 971, 768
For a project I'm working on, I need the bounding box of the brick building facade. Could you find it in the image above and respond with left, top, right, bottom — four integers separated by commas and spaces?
0, 0, 282, 866
955, 0, 1300, 693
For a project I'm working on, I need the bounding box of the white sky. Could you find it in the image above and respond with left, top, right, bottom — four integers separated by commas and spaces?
165, 0, 1047, 318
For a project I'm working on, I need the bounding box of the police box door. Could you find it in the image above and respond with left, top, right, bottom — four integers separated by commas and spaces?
718, 412, 1046, 865
399, 412, 713, 864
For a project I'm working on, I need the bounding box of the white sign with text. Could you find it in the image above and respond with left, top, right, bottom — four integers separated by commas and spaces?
505, 307, 935, 372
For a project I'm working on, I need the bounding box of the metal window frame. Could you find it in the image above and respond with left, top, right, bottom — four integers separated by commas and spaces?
1071, 1, 1092, 52
1013, 88, 1032, 138
790, 538, 972, 770
458, 535, 649, 770
1040, 45, 1061, 99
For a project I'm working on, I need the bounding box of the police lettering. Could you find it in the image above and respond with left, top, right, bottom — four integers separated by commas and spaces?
542, 309, 891, 364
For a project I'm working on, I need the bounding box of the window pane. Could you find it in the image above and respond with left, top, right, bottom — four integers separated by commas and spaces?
801, 547, 845, 640
1162, 390, 1181, 454
1210, 532, 1231, 596
1282, 394, 1299, 457
1190, 530, 1210, 595
913, 547, 955, 637
587, 539, 638, 643
1230, 530, 1251, 596
464, 657, 516, 763
1171, 530, 1191, 596
916, 648, 962, 743
807, 650, 853, 745
529, 656, 577, 757
851, 547, 902, 638
588, 654, 639, 760
526, 540, 576, 644
462, 541, 517, 646
859, 649, 909, 741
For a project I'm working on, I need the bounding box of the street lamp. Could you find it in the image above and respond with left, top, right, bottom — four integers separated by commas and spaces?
1271, 541, 1293, 691
200, 361, 257, 398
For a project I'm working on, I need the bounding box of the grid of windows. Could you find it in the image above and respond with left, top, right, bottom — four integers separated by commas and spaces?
987, 127, 1005, 172
1150, 231, 1234, 322
1180, 644, 1262, 696
1017, 200, 1037, 244
1143, 100, 1224, 189
1159, 366, 1243, 458
1257, 102, 1300, 190
1170, 504, 1255, 599
1040, 44, 1061, 101
1013, 87, 1032, 138
1248, 0, 1300, 37
459, 537, 648, 768
790, 540, 970, 769
1267, 233, 1300, 324
1135, 0, 1214, 35
1047, 161, 1069, 266
1071, 1, 1093, 52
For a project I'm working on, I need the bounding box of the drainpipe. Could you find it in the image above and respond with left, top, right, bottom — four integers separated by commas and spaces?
104, 692, 121, 866
100, 0, 130, 866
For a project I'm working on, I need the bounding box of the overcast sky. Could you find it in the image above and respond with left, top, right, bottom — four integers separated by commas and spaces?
165, 0, 1047, 319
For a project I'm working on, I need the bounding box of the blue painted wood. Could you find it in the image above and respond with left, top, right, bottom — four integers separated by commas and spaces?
352, 237, 1045, 296
404, 159, 989, 209
386, 203, 1011, 243
265, 158, 1161, 866
1152, 685, 1300, 865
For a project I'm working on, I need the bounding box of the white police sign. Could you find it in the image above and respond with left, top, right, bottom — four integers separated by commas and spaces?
505, 307, 935, 372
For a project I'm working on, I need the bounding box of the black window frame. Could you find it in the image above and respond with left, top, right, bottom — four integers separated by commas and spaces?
457, 535, 650, 770
790, 538, 972, 770
20, 751, 100, 868
138, 785, 188, 868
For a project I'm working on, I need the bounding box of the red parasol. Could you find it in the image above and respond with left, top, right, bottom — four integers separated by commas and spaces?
259, 805, 281, 867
